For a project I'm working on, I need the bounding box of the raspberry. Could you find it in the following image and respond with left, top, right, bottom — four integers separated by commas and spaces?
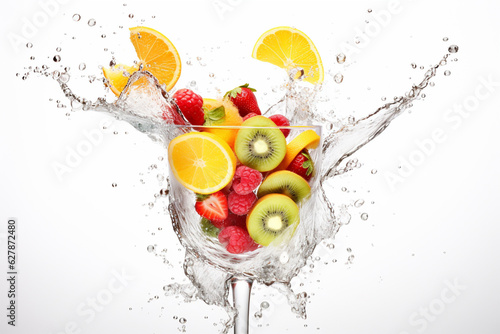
212, 212, 247, 229
218, 225, 258, 254
172, 89, 205, 125
228, 191, 257, 215
232, 166, 262, 195
242, 112, 259, 122
269, 114, 290, 138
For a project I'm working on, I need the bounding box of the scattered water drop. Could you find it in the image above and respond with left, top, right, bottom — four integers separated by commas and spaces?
279, 252, 289, 264
52, 70, 60, 79
254, 311, 262, 319
444, 70, 451, 76
209, 73, 215, 78
334, 73, 343, 83
411, 63, 417, 69
336, 53, 346, 64
361, 213, 369, 221
348, 116, 355, 124
261, 301, 269, 309
341, 187, 347, 192
88, 19, 96, 27
55, 47, 61, 52
367, 8, 372, 13
148, 202, 154, 209
371, 169, 377, 174
26, 42, 33, 48
101, 34, 106, 38
147, 245, 155, 252
72, 14, 81, 21
179, 318, 187, 324
112, 183, 117, 187
186, 60, 192, 65
129, 14, 134, 18
448, 45, 459, 53
442, 37, 449, 41
354, 199, 365, 208
79, 63, 86, 71
30, 56, 35, 60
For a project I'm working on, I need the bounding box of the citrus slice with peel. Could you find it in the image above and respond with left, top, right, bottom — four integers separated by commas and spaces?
274, 129, 321, 171
168, 132, 237, 194
103, 26, 181, 96
252, 26, 324, 85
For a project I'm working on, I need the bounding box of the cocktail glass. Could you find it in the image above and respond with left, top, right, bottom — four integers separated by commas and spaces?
167, 124, 323, 334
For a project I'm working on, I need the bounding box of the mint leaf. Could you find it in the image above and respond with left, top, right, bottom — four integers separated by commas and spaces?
204, 106, 226, 125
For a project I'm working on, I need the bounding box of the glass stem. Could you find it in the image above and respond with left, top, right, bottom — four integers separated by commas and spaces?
231, 276, 254, 334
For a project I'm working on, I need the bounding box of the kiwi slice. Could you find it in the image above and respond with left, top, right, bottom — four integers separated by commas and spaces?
257, 170, 311, 203
235, 116, 286, 172
246, 194, 300, 246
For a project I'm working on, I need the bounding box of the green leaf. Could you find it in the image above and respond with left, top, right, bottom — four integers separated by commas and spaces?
200, 218, 220, 238
224, 86, 242, 99
204, 106, 226, 126
301, 152, 314, 176
196, 194, 209, 202
239, 83, 256, 92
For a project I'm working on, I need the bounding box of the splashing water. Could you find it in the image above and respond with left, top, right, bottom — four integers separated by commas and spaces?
30, 43, 456, 332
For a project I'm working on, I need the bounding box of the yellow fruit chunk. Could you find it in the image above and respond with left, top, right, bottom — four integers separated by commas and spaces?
274, 130, 320, 171
103, 26, 181, 96
202, 98, 243, 149
168, 132, 236, 194
252, 26, 324, 85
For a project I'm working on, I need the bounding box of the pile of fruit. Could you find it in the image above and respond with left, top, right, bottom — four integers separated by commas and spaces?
101, 25, 324, 254
168, 85, 320, 254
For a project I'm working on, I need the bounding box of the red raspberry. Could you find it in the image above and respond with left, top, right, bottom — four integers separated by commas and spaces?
242, 112, 259, 122
172, 89, 205, 125
228, 191, 257, 215
232, 166, 262, 195
269, 114, 290, 138
218, 226, 258, 254
212, 213, 247, 230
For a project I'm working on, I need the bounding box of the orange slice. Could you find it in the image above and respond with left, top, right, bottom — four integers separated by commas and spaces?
252, 26, 324, 85
274, 130, 320, 171
103, 26, 181, 96
168, 132, 237, 194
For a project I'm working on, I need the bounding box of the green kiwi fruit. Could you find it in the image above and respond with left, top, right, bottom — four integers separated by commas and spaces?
257, 170, 311, 203
246, 194, 300, 246
234, 116, 287, 172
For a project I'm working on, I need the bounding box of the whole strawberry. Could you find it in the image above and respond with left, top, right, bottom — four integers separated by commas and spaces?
172, 88, 205, 125
287, 149, 314, 182
225, 83, 261, 117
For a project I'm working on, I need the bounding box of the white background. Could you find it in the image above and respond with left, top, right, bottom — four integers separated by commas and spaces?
1, 0, 500, 334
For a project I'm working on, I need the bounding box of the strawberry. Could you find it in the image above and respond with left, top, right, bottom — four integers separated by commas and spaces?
172, 88, 205, 125
287, 149, 314, 182
195, 191, 228, 221
269, 114, 290, 138
224, 83, 261, 117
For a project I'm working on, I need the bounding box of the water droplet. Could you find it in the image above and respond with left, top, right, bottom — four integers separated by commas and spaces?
336, 53, 346, 64
334, 73, 343, 83
261, 301, 269, 309
129, 14, 134, 18
209, 73, 215, 78
361, 213, 369, 220
112, 183, 117, 187
88, 18, 96, 27
371, 169, 377, 174
381, 96, 386, 101
429, 81, 435, 87
147, 245, 155, 252
442, 37, 449, 41
101, 34, 106, 38
279, 252, 289, 264
254, 311, 262, 319
58, 73, 70, 83
348, 116, 355, 124
26, 42, 33, 48
186, 60, 192, 65
189, 80, 196, 87
30, 56, 35, 60
444, 70, 451, 76
179, 318, 187, 324
160, 189, 169, 196
354, 199, 365, 208
79, 63, 86, 71
448, 45, 459, 53
367, 8, 372, 13
341, 187, 347, 192
421, 93, 426, 98
411, 63, 417, 69
196, 56, 202, 61
72, 14, 81, 21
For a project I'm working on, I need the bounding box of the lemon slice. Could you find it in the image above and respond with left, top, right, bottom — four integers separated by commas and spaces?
252, 26, 324, 85
168, 132, 237, 194
274, 129, 321, 171
103, 26, 181, 96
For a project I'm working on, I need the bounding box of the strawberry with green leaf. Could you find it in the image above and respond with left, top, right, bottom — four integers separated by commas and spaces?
287, 149, 314, 182
224, 83, 261, 117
